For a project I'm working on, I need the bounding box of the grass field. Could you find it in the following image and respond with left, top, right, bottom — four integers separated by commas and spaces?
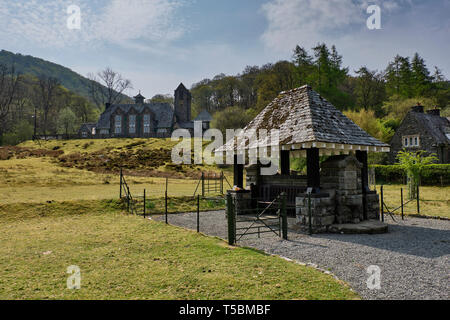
375, 185, 450, 219
0, 200, 358, 300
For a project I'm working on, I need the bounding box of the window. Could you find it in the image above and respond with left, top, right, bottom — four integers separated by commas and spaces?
92, 128, 96, 135
82, 132, 87, 138
115, 115, 122, 134
402, 135, 420, 147
143, 114, 151, 134
129, 115, 136, 134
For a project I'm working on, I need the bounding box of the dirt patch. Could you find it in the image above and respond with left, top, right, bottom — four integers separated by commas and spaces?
55, 147, 203, 179
0, 146, 63, 160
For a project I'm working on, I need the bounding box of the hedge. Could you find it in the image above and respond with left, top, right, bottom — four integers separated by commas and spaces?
370, 164, 450, 186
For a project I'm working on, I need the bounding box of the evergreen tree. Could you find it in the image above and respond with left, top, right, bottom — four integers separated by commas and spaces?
411, 53, 432, 97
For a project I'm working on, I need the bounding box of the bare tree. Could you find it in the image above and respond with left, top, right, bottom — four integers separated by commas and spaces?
34, 76, 60, 136
0, 63, 22, 142
87, 67, 133, 109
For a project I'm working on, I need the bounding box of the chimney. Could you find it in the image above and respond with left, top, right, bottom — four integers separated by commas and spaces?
412, 103, 424, 113
427, 107, 441, 117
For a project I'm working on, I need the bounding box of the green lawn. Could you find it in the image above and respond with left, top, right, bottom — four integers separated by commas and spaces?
375, 185, 450, 219
0, 200, 358, 300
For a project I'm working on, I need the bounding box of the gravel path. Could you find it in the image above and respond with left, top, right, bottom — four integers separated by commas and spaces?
156, 211, 450, 300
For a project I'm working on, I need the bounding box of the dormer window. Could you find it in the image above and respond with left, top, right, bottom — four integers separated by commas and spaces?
115, 115, 122, 134
403, 135, 420, 147
129, 115, 136, 134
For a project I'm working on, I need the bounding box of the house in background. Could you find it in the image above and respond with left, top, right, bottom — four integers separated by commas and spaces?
79, 83, 212, 139
389, 104, 450, 164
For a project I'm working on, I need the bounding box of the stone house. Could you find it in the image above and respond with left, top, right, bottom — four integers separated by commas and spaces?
79, 83, 212, 139
389, 105, 450, 164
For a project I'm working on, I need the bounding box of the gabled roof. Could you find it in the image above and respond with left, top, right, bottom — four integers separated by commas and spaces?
97, 103, 174, 129
194, 110, 213, 122
217, 85, 389, 154
80, 123, 97, 131
410, 111, 450, 145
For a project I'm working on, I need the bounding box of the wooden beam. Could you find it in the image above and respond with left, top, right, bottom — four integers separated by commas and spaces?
233, 154, 244, 189
280, 150, 290, 175
307, 148, 320, 193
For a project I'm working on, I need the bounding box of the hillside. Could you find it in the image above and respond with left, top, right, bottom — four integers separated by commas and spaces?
0, 49, 130, 103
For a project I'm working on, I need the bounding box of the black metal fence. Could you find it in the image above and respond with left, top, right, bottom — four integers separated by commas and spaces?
226, 193, 289, 246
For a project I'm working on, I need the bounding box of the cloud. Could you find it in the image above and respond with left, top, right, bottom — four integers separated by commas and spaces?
260, 0, 412, 52
0, 0, 186, 49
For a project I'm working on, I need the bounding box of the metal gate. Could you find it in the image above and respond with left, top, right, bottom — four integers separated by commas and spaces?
227, 193, 288, 245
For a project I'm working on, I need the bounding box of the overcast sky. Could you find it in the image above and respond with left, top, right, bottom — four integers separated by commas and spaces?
0, 0, 448, 97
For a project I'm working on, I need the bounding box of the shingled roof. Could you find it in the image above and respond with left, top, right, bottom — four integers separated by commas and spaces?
217, 85, 390, 155
410, 111, 450, 145
97, 103, 175, 129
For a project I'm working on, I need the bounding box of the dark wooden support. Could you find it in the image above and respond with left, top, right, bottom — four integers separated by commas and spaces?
356, 150, 369, 220
233, 154, 244, 189
280, 150, 290, 175
306, 148, 320, 193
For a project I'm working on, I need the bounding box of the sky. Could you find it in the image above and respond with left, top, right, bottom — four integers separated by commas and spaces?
0, 0, 449, 98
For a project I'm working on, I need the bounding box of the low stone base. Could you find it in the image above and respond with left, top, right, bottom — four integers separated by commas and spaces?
328, 220, 388, 234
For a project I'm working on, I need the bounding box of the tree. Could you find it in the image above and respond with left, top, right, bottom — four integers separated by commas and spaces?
411, 53, 432, 97
34, 76, 61, 136
344, 109, 394, 143
210, 106, 253, 135
0, 63, 22, 144
87, 67, 133, 109
354, 67, 386, 115
58, 107, 79, 136
396, 150, 438, 199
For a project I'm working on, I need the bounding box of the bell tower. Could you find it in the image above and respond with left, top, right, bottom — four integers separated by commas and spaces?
174, 83, 191, 123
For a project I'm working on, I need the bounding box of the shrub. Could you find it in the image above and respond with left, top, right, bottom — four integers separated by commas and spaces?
371, 164, 450, 186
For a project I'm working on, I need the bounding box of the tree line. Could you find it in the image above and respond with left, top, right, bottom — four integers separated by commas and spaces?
191, 44, 449, 140
0, 66, 132, 145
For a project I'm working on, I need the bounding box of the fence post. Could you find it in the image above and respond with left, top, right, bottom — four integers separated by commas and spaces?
197, 195, 200, 233
308, 192, 313, 235
202, 172, 205, 197
281, 193, 288, 240
417, 184, 420, 215
143, 189, 146, 219
119, 168, 123, 199
401, 188, 404, 220
165, 191, 168, 224
220, 172, 224, 195
381, 185, 384, 222
227, 193, 235, 246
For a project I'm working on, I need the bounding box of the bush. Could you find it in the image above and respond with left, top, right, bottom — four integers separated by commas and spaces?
371, 164, 450, 186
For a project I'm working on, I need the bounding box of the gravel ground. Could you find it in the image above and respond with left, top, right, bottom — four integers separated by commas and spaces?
155, 211, 450, 300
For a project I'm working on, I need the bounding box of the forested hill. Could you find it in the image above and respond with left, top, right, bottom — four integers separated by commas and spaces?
0, 49, 129, 103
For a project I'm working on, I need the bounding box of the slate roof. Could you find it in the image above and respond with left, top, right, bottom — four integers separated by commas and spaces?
80, 123, 97, 132
97, 103, 174, 129
411, 111, 450, 145
217, 85, 389, 152
194, 110, 213, 122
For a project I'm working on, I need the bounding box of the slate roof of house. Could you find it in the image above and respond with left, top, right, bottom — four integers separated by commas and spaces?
217, 85, 389, 153
194, 110, 213, 122
411, 111, 450, 145
96, 103, 175, 129
80, 123, 97, 132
